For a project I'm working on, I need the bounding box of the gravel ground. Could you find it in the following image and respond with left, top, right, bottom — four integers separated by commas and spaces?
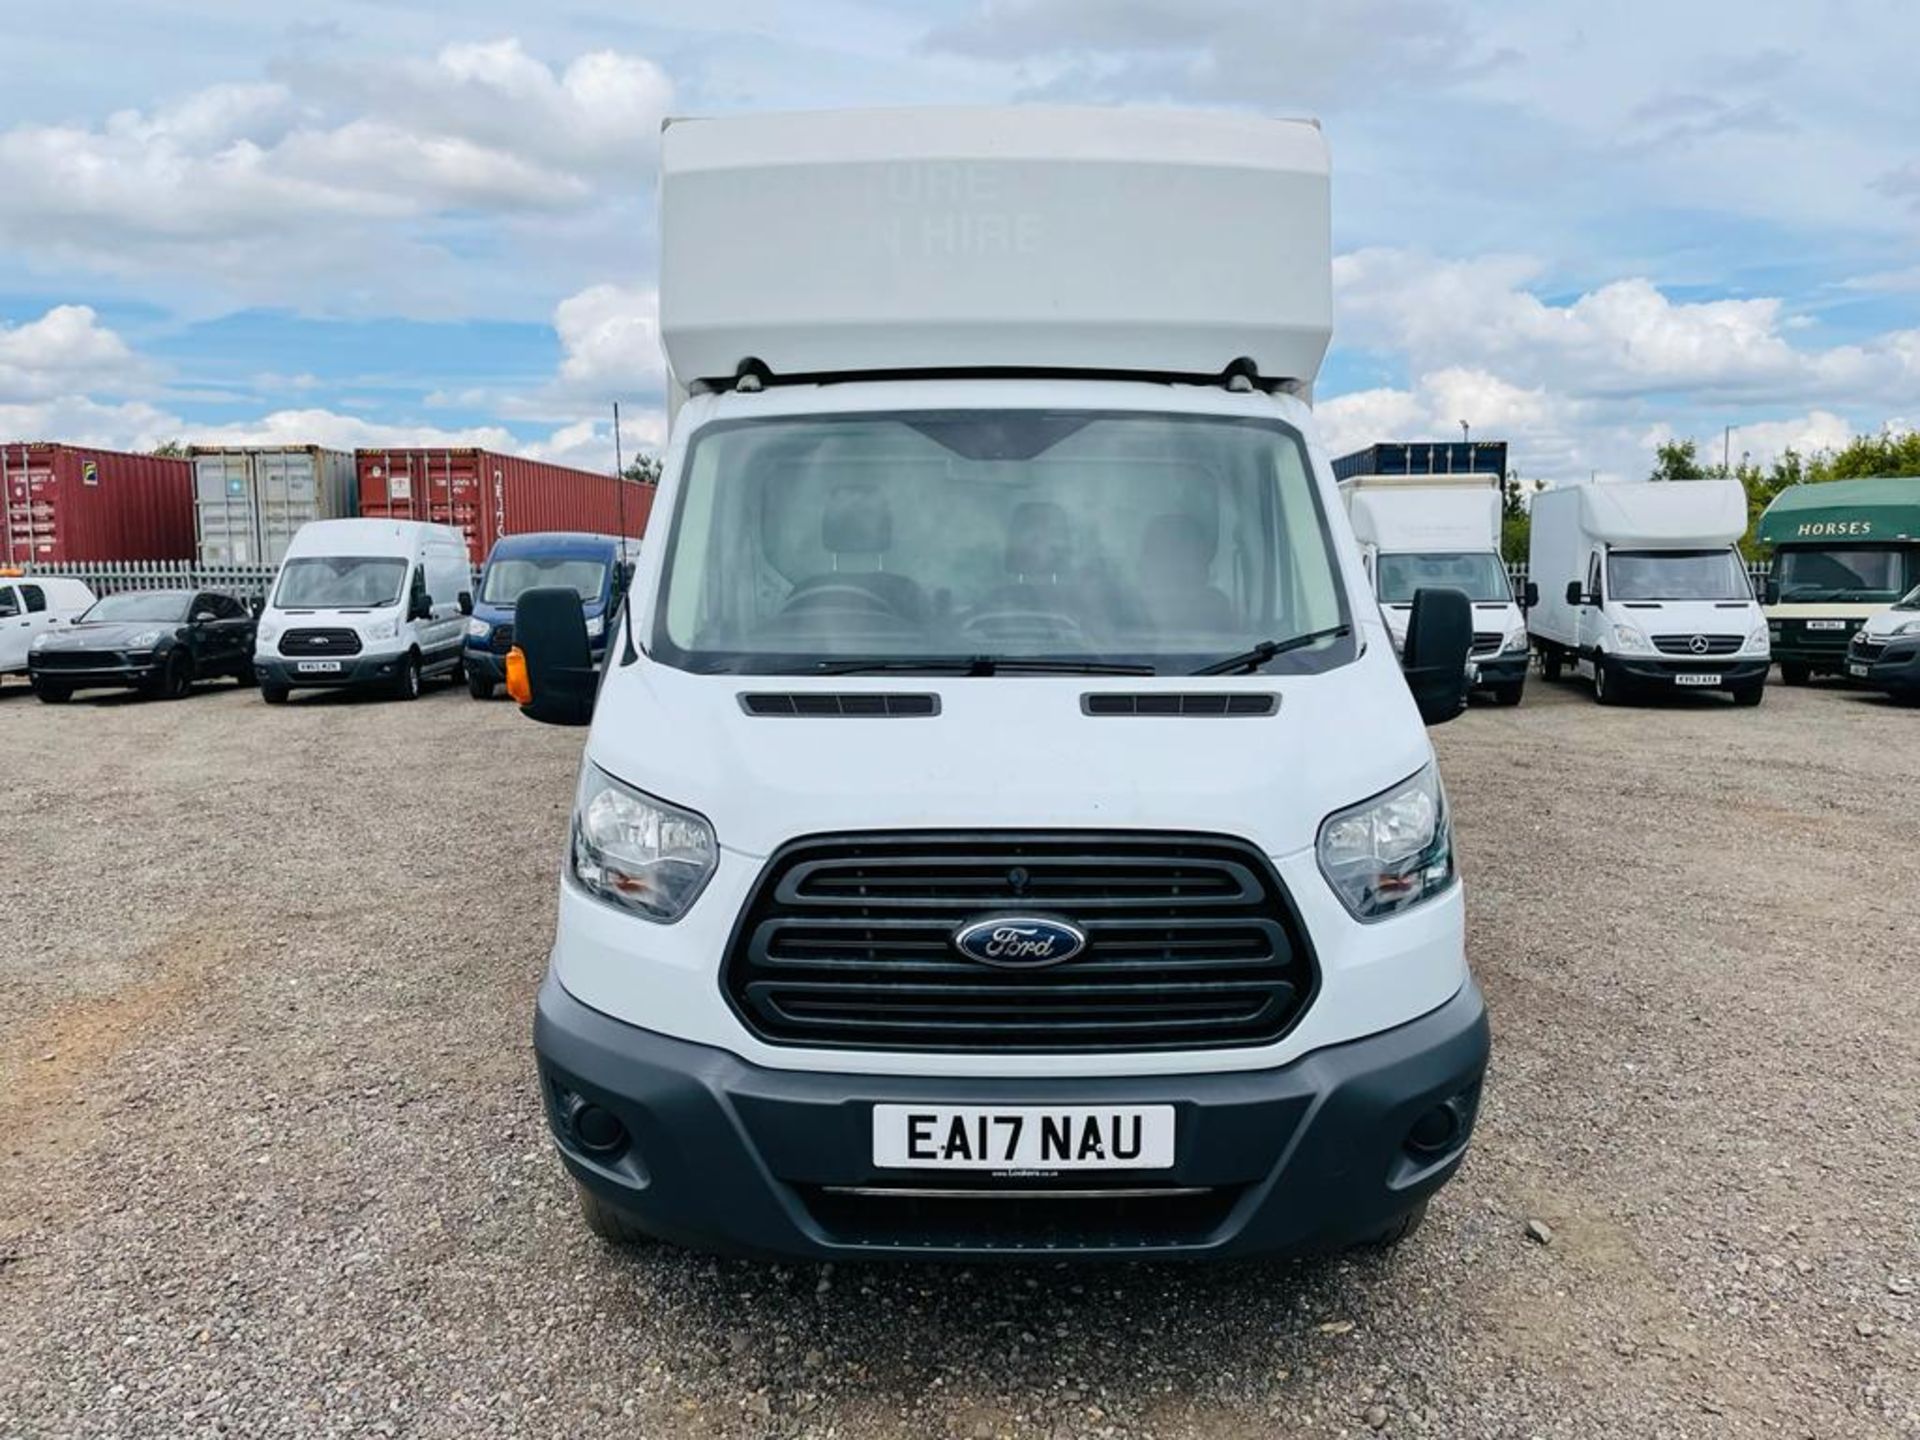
1, 668, 1916, 1439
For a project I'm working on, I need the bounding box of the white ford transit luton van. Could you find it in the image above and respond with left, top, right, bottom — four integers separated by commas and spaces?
253, 517, 473, 703
510, 107, 1486, 1260
1528, 479, 1768, 706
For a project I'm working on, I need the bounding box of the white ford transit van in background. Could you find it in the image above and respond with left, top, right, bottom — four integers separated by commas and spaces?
1341, 474, 1532, 706
253, 518, 473, 703
508, 107, 1486, 1260
1528, 478, 1768, 706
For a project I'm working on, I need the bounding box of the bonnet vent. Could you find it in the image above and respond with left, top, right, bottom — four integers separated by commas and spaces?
1082, 693, 1278, 717
740, 692, 940, 717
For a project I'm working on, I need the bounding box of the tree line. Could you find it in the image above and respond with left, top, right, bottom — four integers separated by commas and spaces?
1499, 427, 1920, 561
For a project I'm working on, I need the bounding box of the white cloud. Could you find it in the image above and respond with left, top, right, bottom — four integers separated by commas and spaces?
926, 0, 1512, 108
1335, 248, 1920, 406
0, 39, 673, 309
553, 283, 665, 397
0, 306, 148, 403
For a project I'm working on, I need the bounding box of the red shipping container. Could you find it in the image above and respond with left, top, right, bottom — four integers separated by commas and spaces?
0, 442, 195, 563
354, 448, 654, 567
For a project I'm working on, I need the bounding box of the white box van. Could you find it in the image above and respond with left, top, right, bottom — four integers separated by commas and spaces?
253, 518, 472, 703
507, 107, 1487, 1260
0, 573, 95, 681
1527, 479, 1769, 705
1342, 475, 1531, 705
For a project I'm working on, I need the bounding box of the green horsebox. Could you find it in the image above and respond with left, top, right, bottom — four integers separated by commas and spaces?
1757, 476, 1920, 682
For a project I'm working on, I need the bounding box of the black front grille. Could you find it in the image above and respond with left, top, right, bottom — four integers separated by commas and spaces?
1651, 633, 1743, 656
1851, 635, 1886, 661
489, 623, 515, 655
31, 650, 121, 671
723, 832, 1317, 1053
797, 1184, 1242, 1250
279, 627, 363, 657
1470, 631, 1504, 656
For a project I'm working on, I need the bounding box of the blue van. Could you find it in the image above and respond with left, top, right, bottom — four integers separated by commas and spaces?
464, 532, 636, 699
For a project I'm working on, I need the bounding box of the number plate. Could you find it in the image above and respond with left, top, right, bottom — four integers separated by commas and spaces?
296, 660, 343, 674
1849, 662, 1870, 678
1806, 620, 1847, 631
872, 1105, 1175, 1171
1673, 672, 1720, 686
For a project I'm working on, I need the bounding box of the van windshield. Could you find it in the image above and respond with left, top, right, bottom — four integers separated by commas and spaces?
1608, 548, 1751, 602
1376, 552, 1511, 604
1774, 546, 1907, 603
482, 558, 607, 605
653, 410, 1350, 675
275, 557, 408, 609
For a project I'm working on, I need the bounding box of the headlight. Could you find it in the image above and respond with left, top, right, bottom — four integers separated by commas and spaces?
569, 765, 718, 923
365, 617, 399, 642
585, 614, 605, 640
1610, 623, 1651, 653
1894, 618, 1920, 637
256, 620, 280, 644
1502, 624, 1529, 654
32, 633, 52, 650
1317, 762, 1455, 922
1746, 624, 1771, 653
465, 617, 490, 639
127, 630, 163, 647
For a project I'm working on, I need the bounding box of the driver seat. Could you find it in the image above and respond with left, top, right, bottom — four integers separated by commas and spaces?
786, 485, 929, 623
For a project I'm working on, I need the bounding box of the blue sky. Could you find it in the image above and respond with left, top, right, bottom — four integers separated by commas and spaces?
2, 0, 1917, 479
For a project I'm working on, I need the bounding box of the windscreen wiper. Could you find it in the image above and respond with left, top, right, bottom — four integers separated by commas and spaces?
1192, 624, 1351, 676
810, 655, 1156, 676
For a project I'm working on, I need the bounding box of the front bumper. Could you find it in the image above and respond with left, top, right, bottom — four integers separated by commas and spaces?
1851, 635, 1920, 692
28, 654, 160, 689
1610, 656, 1769, 687
535, 973, 1489, 1261
254, 652, 407, 688
464, 647, 508, 683
1469, 653, 1529, 688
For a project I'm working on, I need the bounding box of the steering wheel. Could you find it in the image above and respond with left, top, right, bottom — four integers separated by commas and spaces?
959, 607, 1091, 644
779, 582, 898, 617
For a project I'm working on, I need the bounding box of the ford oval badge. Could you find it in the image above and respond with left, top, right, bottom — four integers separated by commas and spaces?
953, 915, 1087, 968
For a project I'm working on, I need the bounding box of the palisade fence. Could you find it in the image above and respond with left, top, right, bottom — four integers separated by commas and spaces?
21, 559, 484, 599
22, 559, 1771, 604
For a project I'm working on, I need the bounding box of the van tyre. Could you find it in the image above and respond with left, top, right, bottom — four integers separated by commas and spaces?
1540, 645, 1562, 681
573, 1180, 655, 1245
467, 672, 495, 700
1593, 660, 1624, 705
1780, 662, 1809, 686
261, 682, 289, 705
395, 654, 423, 701
1491, 682, 1524, 707
1732, 683, 1765, 708
1353, 1199, 1429, 1251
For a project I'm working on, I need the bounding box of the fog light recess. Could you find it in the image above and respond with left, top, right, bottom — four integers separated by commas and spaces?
569, 1099, 629, 1156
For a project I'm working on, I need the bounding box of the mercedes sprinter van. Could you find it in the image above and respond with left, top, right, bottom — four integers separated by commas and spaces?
508, 107, 1485, 1260
1528, 479, 1768, 706
1341, 474, 1531, 706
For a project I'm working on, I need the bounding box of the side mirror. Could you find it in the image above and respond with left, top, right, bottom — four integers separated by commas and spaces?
1564, 579, 1583, 607
1523, 580, 1540, 609
249, 596, 266, 618
458, 590, 474, 616
509, 587, 597, 727
1763, 577, 1780, 606
409, 593, 433, 621
1403, 587, 1473, 727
